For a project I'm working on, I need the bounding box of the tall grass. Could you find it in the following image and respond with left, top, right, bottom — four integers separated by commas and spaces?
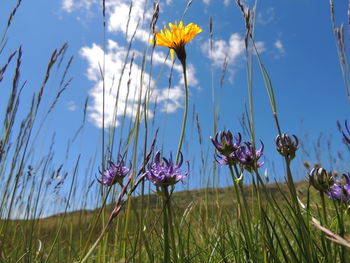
0, 0, 349, 262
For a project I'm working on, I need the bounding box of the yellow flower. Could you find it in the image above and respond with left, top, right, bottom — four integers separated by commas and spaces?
153, 21, 202, 62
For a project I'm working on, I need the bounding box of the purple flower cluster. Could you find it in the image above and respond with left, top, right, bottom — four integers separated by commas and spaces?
211, 130, 264, 172
98, 159, 131, 186
145, 151, 189, 187
327, 173, 350, 202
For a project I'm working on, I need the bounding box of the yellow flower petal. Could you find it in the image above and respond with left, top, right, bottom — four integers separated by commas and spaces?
153, 21, 202, 61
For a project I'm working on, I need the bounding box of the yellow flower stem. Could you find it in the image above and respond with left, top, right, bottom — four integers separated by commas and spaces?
175, 60, 188, 164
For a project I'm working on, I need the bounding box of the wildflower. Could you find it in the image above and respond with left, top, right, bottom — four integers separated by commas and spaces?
235, 141, 264, 172
309, 167, 335, 192
152, 21, 202, 62
327, 173, 350, 202
211, 131, 242, 166
98, 159, 131, 186
275, 133, 299, 161
146, 151, 189, 187
211, 131, 242, 156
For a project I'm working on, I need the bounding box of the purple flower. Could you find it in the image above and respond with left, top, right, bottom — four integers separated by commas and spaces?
275, 133, 299, 161
210, 131, 242, 157
210, 130, 264, 171
214, 153, 237, 166
146, 151, 189, 187
98, 159, 131, 186
327, 173, 350, 202
235, 141, 264, 172
211, 131, 242, 165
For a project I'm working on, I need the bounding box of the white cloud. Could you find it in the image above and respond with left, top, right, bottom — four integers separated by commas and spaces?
62, 0, 152, 43
254, 41, 266, 54
157, 85, 184, 113
201, 33, 265, 79
61, 0, 151, 43
274, 39, 285, 55
180, 63, 198, 87
61, 0, 98, 12
81, 40, 152, 128
107, 0, 151, 43
203, 0, 211, 5
64, 0, 200, 128
224, 0, 230, 6
80, 40, 196, 127
201, 33, 245, 67
62, 0, 74, 12
257, 7, 275, 25
67, 101, 77, 111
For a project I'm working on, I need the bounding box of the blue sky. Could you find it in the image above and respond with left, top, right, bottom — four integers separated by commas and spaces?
0, 0, 349, 215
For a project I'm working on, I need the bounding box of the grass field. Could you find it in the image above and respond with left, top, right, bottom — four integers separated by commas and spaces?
1, 0, 350, 262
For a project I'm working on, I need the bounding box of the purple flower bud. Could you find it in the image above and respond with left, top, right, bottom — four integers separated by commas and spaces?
275, 134, 299, 161
309, 167, 335, 192
146, 151, 189, 187
235, 141, 264, 172
98, 159, 131, 186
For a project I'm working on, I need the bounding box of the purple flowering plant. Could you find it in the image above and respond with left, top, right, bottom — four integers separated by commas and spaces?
146, 151, 189, 187
235, 141, 264, 172
98, 158, 131, 186
211, 130, 264, 172
275, 133, 299, 161
309, 167, 335, 192
327, 173, 350, 202
210, 130, 242, 157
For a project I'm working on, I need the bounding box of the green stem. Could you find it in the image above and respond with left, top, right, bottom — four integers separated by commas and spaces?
320, 192, 328, 226
164, 186, 177, 263
162, 187, 170, 263
175, 60, 188, 164
320, 191, 332, 261
80, 224, 110, 263
228, 165, 254, 258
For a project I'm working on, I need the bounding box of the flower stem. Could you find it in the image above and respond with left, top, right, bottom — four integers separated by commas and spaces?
162, 187, 171, 263
164, 186, 178, 263
176, 60, 188, 164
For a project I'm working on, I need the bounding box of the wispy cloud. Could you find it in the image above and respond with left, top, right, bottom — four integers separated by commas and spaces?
201, 33, 265, 67
203, 0, 230, 6
62, 0, 98, 13
67, 101, 77, 111
257, 7, 275, 25
274, 39, 285, 58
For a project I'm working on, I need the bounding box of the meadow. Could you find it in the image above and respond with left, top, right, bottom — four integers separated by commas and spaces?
1, 0, 350, 262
